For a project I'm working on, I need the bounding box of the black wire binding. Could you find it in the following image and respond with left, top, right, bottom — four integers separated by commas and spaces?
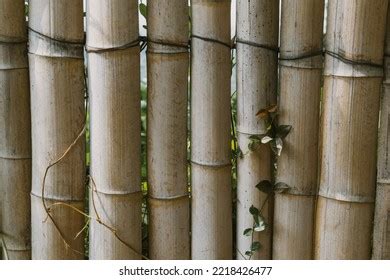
191, 34, 232, 49
279, 50, 323, 61
325, 50, 383, 68
28, 27, 84, 46
235, 38, 279, 53
86, 38, 140, 53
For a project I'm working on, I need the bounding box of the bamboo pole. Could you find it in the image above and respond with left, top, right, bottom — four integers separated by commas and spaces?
191, 0, 232, 260
315, 0, 388, 259
0, 0, 31, 260
236, 0, 279, 260
373, 7, 390, 260
86, 0, 142, 259
147, 0, 190, 260
273, 0, 324, 260
29, 0, 86, 259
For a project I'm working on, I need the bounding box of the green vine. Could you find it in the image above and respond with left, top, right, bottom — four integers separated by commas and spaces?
241, 105, 292, 259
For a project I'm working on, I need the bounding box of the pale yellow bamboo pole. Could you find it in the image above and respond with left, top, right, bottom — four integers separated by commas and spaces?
29, 0, 86, 259
86, 0, 142, 259
273, 0, 324, 260
315, 0, 388, 259
0, 0, 31, 260
373, 7, 390, 260
147, 1, 190, 260
236, 0, 279, 260
191, 0, 232, 260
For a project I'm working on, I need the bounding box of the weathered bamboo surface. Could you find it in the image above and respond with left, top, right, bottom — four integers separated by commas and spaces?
147, 0, 190, 260
316, 0, 388, 259
0, 0, 31, 260
236, 0, 278, 260
29, 0, 86, 259
191, 0, 232, 259
87, 0, 142, 259
373, 7, 390, 260
274, 0, 324, 260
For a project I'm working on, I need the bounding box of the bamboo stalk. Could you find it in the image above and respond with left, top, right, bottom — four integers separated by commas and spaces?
315, 0, 388, 259
86, 0, 142, 259
147, 0, 190, 260
273, 0, 324, 260
236, 0, 279, 260
191, 0, 232, 260
29, 0, 85, 259
0, 0, 31, 260
373, 7, 390, 260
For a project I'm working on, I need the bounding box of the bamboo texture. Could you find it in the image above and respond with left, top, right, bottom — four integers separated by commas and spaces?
147, 0, 190, 260
191, 0, 232, 259
0, 0, 31, 260
236, 0, 279, 260
373, 6, 390, 260
87, 0, 142, 259
29, 0, 86, 259
315, 0, 388, 259
273, 0, 324, 260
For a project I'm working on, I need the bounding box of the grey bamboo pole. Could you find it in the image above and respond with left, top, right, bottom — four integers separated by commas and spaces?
147, 1, 190, 260
29, 0, 86, 259
191, 0, 232, 259
236, 0, 279, 260
373, 6, 390, 260
273, 0, 324, 259
86, 0, 142, 259
315, 0, 388, 259
0, 0, 31, 260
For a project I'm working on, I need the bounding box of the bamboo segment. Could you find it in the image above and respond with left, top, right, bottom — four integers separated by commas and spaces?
273, 0, 324, 260
0, 0, 31, 260
29, 0, 85, 259
316, 0, 388, 259
373, 8, 390, 260
236, 0, 278, 260
147, 0, 190, 260
86, 0, 142, 259
191, 0, 232, 259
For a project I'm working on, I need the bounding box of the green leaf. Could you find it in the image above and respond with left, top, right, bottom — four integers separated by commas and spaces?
261, 136, 273, 144
254, 215, 266, 232
243, 228, 253, 236
139, 3, 147, 19
251, 241, 261, 251
274, 182, 291, 194
255, 180, 273, 194
249, 205, 259, 216
245, 251, 253, 256
248, 135, 261, 142
248, 141, 256, 152
276, 125, 292, 139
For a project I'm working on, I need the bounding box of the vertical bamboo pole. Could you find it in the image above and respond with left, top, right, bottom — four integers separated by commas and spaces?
29, 0, 85, 259
0, 0, 31, 260
147, 1, 190, 260
315, 0, 388, 259
191, 0, 232, 259
273, 0, 324, 259
236, 0, 279, 260
373, 7, 390, 260
86, 0, 142, 259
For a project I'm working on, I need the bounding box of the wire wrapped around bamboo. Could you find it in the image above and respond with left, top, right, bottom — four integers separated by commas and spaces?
147, 0, 190, 260
29, 0, 85, 259
236, 0, 278, 260
0, 0, 31, 260
191, 0, 232, 260
315, 0, 388, 259
373, 7, 390, 260
86, 0, 142, 259
273, 0, 324, 260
